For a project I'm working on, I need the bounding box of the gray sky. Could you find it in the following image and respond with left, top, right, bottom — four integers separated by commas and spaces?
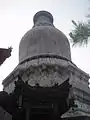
0, 0, 89, 90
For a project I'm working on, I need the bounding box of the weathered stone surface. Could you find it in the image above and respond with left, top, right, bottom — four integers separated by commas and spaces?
62, 116, 90, 120
19, 11, 71, 63
22, 64, 69, 87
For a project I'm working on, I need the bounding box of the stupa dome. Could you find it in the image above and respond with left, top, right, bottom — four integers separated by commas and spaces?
19, 11, 71, 63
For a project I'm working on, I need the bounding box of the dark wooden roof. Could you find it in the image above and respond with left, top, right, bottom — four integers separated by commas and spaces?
0, 77, 72, 116
14, 77, 71, 102
0, 47, 12, 65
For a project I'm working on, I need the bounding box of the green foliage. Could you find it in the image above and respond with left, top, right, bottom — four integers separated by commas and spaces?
69, 20, 90, 46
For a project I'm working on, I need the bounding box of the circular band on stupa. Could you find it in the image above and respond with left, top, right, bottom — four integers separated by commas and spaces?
19, 10, 71, 63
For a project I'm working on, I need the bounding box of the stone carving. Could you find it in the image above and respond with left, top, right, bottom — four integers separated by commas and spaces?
21, 64, 69, 87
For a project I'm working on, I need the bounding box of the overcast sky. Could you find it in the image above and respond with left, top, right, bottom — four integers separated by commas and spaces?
0, 0, 89, 90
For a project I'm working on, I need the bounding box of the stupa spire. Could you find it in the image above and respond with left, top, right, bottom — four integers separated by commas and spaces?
33, 11, 54, 27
